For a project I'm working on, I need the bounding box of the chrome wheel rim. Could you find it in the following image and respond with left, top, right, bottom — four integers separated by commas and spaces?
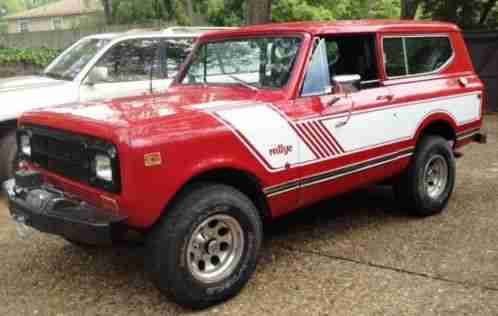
186, 211, 244, 284
423, 154, 448, 199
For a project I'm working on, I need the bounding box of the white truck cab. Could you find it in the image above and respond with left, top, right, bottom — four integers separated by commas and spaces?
0, 27, 231, 181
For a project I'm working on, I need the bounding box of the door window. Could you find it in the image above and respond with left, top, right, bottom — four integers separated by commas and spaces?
92, 39, 162, 83
301, 34, 380, 96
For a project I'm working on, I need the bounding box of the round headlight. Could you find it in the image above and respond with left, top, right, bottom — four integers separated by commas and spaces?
20, 134, 31, 156
95, 154, 112, 182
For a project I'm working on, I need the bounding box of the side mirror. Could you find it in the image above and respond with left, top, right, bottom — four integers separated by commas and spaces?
333, 74, 361, 94
85, 66, 109, 86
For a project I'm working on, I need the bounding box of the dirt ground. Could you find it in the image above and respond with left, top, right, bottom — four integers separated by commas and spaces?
1, 115, 498, 316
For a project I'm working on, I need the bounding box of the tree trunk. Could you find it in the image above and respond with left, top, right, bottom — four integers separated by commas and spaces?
247, 0, 272, 25
185, 0, 194, 23
401, 0, 420, 19
444, 0, 459, 24
101, 0, 113, 25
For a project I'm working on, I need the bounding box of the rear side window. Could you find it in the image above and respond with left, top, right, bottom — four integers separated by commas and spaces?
383, 36, 453, 78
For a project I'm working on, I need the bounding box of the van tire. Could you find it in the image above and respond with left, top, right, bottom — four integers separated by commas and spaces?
394, 135, 455, 216
147, 183, 263, 309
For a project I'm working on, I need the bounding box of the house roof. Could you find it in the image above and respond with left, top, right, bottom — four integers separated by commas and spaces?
5, 0, 102, 20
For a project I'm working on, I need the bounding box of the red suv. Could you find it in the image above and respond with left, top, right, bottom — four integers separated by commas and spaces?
4, 21, 486, 308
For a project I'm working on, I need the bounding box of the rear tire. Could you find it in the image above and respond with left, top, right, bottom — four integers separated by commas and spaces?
147, 183, 263, 309
0, 130, 18, 183
394, 135, 455, 216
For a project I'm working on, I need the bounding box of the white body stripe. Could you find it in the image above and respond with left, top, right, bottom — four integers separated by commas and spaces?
199, 92, 480, 173
215, 105, 316, 169
322, 93, 481, 153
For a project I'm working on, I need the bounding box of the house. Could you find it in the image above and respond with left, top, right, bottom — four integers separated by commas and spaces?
4, 0, 103, 33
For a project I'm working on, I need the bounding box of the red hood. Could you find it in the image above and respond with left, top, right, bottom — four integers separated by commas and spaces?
22, 85, 284, 129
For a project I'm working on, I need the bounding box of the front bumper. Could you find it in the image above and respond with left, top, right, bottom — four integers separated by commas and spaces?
3, 174, 127, 245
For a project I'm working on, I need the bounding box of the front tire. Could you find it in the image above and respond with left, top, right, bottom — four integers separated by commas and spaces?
394, 135, 455, 216
147, 183, 263, 309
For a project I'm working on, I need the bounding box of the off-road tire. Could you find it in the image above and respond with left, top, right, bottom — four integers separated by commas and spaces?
147, 183, 263, 309
0, 130, 18, 183
394, 135, 455, 216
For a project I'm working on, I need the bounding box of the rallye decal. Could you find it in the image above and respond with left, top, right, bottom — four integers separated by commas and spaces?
212, 104, 317, 170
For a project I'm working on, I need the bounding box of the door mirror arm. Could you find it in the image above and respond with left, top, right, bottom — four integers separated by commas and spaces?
332, 74, 360, 127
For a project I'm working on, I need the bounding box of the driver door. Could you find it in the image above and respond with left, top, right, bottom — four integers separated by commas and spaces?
80, 38, 170, 102
295, 34, 395, 205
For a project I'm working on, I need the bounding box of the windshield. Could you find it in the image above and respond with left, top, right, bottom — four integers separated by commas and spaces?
44, 38, 110, 81
181, 37, 302, 89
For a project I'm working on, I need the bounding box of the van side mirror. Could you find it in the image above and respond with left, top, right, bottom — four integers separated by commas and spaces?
85, 67, 109, 86
333, 74, 361, 94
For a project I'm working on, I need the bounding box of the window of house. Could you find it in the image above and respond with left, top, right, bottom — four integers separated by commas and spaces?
383, 36, 453, 78
93, 39, 162, 83
52, 17, 63, 30
17, 19, 30, 33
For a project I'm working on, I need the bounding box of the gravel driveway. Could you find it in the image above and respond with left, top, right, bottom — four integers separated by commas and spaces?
1, 115, 498, 316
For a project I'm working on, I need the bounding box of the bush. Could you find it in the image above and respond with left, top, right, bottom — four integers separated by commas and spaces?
0, 47, 61, 69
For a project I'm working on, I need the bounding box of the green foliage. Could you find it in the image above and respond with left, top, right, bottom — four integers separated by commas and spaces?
0, 47, 61, 68
0, 21, 7, 34
207, 0, 245, 26
272, 0, 401, 22
419, 0, 498, 29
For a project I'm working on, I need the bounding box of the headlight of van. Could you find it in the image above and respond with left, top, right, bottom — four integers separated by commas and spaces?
94, 153, 112, 182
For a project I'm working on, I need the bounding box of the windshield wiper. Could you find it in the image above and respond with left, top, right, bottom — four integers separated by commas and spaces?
226, 75, 259, 91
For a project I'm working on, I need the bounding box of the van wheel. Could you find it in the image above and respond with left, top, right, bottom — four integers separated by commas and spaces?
394, 135, 455, 216
147, 183, 263, 309
0, 130, 18, 183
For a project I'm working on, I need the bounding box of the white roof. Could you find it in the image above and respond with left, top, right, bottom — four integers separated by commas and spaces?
85, 26, 235, 41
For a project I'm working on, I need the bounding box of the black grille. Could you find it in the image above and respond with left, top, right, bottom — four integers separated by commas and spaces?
31, 134, 91, 183
19, 125, 121, 193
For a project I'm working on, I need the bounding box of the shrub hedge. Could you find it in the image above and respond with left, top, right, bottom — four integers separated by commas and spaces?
0, 47, 62, 69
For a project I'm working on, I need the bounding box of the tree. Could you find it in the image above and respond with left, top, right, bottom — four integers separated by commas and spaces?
419, 0, 498, 29
101, 0, 113, 24
401, 0, 420, 19
247, 0, 272, 24
1, 0, 25, 16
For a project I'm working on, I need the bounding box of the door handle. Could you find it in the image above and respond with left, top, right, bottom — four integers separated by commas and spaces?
377, 93, 394, 101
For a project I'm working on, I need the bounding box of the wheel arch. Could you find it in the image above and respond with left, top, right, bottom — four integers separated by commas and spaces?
153, 167, 272, 229
415, 113, 457, 147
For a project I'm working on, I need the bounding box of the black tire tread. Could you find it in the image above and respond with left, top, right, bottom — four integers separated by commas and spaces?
147, 182, 262, 309
394, 134, 455, 216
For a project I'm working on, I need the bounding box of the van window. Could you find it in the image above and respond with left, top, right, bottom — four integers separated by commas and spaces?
301, 34, 380, 96
384, 36, 453, 78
